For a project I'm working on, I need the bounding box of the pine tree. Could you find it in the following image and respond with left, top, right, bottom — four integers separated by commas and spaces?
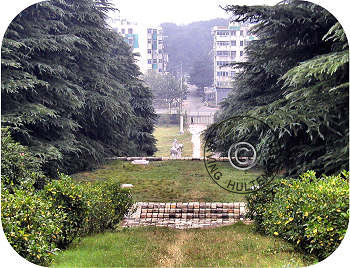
1, 0, 157, 175
204, 0, 348, 176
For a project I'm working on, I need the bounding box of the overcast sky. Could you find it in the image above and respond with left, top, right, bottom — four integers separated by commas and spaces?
109, 0, 281, 26
0, 1, 348, 30
108, 0, 349, 28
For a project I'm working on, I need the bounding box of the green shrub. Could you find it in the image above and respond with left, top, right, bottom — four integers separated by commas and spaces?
247, 170, 349, 260
42, 175, 133, 247
1, 128, 45, 190
1, 188, 64, 265
81, 179, 132, 235
1, 129, 132, 264
245, 176, 285, 232
43, 174, 87, 249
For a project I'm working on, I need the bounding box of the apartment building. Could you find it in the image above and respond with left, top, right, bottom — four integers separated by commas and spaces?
111, 18, 139, 49
109, 17, 168, 74
146, 27, 168, 74
211, 22, 254, 105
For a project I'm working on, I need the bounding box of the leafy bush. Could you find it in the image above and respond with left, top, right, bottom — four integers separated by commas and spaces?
245, 176, 285, 232
247, 170, 349, 260
1, 188, 64, 265
43, 175, 87, 249
1, 129, 133, 264
81, 180, 133, 235
1, 128, 45, 190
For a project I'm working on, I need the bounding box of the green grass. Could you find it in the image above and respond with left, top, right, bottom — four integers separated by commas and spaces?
52, 223, 317, 267
73, 160, 262, 202
153, 125, 193, 157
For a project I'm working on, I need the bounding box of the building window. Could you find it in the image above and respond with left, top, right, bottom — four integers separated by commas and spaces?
128, 28, 133, 34
148, 39, 151, 44
231, 71, 236, 77
240, 51, 244, 56
147, 59, 152, 64
240, 40, 244, 46
217, 71, 229, 77
217, 61, 230, 66
217, 51, 229, 56
159, 69, 162, 72
231, 40, 236, 46
153, 29, 157, 34
217, 41, 230, 46
158, 40, 163, 44
230, 30, 236, 36
231, 51, 236, 58
240, 30, 244, 36
159, 59, 162, 63
217, 30, 229, 35
153, 59, 157, 63
147, 28, 152, 34
158, 49, 162, 53
121, 29, 125, 34
147, 49, 152, 54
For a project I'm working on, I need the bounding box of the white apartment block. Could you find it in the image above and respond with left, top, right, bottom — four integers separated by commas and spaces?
108, 17, 168, 74
146, 27, 168, 74
211, 22, 255, 105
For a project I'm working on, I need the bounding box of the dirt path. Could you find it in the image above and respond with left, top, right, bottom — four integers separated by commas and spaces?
188, 124, 207, 158
158, 232, 194, 267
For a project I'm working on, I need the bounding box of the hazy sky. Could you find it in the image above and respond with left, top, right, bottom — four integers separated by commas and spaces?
0, 1, 348, 30
109, 0, 281, 26
108, 0, 349, 28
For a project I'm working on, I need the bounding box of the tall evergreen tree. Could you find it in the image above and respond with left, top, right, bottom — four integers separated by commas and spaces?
204, 0, 348, 176
1, 0, 157, 175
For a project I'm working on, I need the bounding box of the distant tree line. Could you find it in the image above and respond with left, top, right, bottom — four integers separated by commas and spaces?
204, 0, 349, 176
143, 71, 188, 110
1, 0, 157, 176
161, 18, 228, 92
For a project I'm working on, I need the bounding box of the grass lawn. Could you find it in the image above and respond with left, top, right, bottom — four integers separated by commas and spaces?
153, 125, 193, 157
73, 160, 262, 202
52, 223, 316, 267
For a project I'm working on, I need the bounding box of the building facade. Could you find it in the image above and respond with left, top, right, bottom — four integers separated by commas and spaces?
211, 22, 254, 105
146, 27, 168, 74
109, 17, 168, 74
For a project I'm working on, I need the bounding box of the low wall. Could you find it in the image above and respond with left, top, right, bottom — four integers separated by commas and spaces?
107, 156, 230, 161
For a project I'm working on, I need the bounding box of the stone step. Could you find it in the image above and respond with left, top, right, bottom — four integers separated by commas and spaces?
121, 202, 250, 229
131, 202, 246, 220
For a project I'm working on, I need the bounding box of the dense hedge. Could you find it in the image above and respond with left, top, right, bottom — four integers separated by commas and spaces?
246, 170, 349, 260
1, 188, 64, 264
43, 175, 88, 249
81, 179, 132, 236
1, 130, 133, 265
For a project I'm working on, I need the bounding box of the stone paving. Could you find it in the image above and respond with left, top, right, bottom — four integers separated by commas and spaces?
121, 202, 252, 229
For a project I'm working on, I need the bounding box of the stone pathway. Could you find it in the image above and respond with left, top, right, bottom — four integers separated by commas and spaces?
121, 202, 251, 229
188, 124, 207, 158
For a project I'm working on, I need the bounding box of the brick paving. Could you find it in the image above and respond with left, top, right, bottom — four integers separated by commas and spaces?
121, 202, 252, 229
